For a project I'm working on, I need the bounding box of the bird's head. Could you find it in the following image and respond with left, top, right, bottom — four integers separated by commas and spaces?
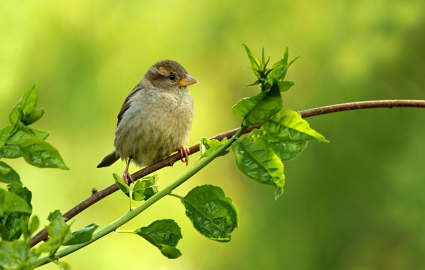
143, 60, 197, 91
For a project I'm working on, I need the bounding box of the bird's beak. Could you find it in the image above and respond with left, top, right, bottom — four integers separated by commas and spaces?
179, 74, 198, 87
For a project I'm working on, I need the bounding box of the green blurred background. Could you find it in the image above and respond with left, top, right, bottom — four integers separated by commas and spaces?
1, 0, 425, 269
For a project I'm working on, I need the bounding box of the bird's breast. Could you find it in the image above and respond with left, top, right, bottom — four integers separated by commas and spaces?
114, 88, 194, 166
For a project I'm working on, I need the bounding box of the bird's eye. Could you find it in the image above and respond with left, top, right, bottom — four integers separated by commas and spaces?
168, 74, 176, 81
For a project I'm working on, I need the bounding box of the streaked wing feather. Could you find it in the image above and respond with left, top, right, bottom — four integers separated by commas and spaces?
117, 84, 143, 127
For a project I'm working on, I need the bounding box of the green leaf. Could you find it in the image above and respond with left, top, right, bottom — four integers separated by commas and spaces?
242, 44, 260, 71
17, 137, 69, 170
268, 47, 300, 83
0, 252, 21, 269
0, 126, 13, 147
232, 83, 282, 126
45, 217, 71, 243
0, 125, 50, 160
113, 173, 159, 201
133, 219, 183, 259
7, 185, 32, 208
29, 216, 39, 236
132, 175, 159, 201
55, 261, 71, 270
267, 138, 308, 162
0, 240, 30, 269
113, 173, 129, 194
250, 127, 309, 162
0, 145, 22, 159
63, 223, 99, 245
41, 217, 72, 255
0, 162, 21, 185
0, 186, 32, 240
47, 210, 62, 222
263, 108, 327, 142
5, 126, 50, 145
179, 185, 239, 242
25, 127, 50, 141
37, 238, 61, 253
19, 216, 30, 240
3, 213, 23, 241
244, 79, 260, 87
158, 244, 182, 259
9, 84, 40, 127
198, 137, 229, 162
24, 108, 44, 126
232, 136, 285, 199
277, 81, 295, 92
0, 188, 32, 216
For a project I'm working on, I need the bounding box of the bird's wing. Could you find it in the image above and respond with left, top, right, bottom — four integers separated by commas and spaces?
117, 84, 143, 127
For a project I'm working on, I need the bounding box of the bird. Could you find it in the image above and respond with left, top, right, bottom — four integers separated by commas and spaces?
97, 60, 197, 184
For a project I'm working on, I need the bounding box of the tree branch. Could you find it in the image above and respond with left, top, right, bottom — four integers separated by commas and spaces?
29, 99, 425, 247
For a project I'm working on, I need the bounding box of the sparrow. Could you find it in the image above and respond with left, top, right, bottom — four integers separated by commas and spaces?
97, 60, 197, 184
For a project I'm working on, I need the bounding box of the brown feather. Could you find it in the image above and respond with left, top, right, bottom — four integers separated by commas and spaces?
117, 83, 143, 127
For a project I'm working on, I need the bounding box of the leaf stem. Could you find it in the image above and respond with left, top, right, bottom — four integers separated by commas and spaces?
115, 230, 134, 234
129, 188, 133, 211
32, 126, 248, 268
168, 193, 184, 199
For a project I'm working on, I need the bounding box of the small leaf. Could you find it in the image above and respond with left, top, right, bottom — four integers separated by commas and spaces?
9, 84, 42, 128
179, 185, 239, 242
29, 216, 40, 236
0, 162, 21, 185
277, 81, 295, 92
37, 238, 61, 253
48, 210, 62, 222
19, 216, 30, 240
113, 172, 130, 194
114, 173, 159, 201
261, 47, 265, 66
244, 79, 260, 87
132, 175, 159, 201
55, 261, 71, 270
158, 245, 182, 259
17, 137, 69, 170
45, 217, 65, 239
45, 216, 71, 244
198, 137, 229, 162
0, 188, 32, 216
232, 136, 285, 199
134, 219, 183, 259
269, 47, 300, 82
242, 44, 260, 71
24, 108, 44, 126
232, 83, 282, 126
63, 223, 99, 245
263, 108, 327, 142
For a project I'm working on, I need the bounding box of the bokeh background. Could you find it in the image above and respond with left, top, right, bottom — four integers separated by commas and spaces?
1, 1, 425, 269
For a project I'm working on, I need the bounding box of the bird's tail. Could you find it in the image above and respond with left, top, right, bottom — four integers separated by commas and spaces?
97, 151, 120, 168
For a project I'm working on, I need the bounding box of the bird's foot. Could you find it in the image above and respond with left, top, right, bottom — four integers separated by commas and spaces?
179, 146, 190, 166
122, 170, 134, 185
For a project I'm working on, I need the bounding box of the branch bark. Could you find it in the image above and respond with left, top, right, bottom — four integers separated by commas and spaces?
30, 99, 425, 247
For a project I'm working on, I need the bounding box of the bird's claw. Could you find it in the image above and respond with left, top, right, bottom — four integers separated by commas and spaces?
179, 146, 190, 166
122, 170, 134, 185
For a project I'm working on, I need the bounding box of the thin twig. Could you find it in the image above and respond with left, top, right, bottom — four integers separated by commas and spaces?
29, 99, 425, 247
